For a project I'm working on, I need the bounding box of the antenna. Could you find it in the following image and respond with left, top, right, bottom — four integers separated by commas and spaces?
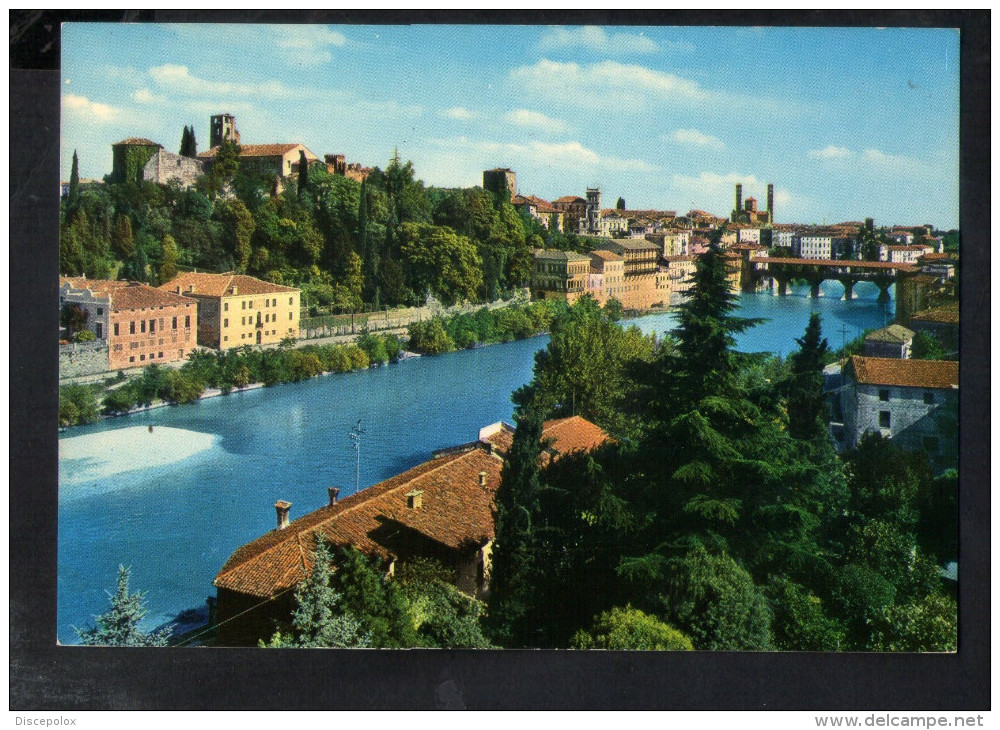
349, 419, 367, 494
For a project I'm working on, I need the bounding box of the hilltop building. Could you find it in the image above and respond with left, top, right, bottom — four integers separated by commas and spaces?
324, 154, 372, 183
483, 167, 517, 201
212, 416, 611, 646
158, 272, 300, 350
731, 182, 775, 225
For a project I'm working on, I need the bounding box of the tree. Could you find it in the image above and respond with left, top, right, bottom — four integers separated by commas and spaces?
59, 383, 99, 427
485, 404, 545, 647
215, 198, 255, 272
159, 234, 178, 283
68, 149, 81, 212
120, 243, 149, 283
616, 197, 626, 211
911, 330, 947, 360
297, 150, 309, 198
406, 317, 454, 355
200, 139, 241, 199
60, 303, 89, 336
765, 576, 846, 651
398, 222, 483, 305
179, 126, 191, 157
873, 593, 957, 652
786, 312, 830, 440
111, 214, 135, 260
75, 565, 169, 646
661, 546, 773, 650
268, 536, 371, 648
396, 560, 494, 648
571, 606, 693, 650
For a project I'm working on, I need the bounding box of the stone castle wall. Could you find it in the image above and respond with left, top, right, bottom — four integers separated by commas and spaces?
59, 341, 109, 378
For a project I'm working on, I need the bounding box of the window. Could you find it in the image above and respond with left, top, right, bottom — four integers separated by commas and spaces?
879, 411, 891, 429
140, 320, 146, 333
160, 318, 164, 329
130, 342, 138, 350
96, 323, 103, 338
172, 316, 177, 329
923, 391, 935, 405
289, 312, 292, 320
149, 319, 155, 334
265, 299, 269, 308
158, 352, 163, 358
129, 356, 135, 363
224, 318, 229, 327
113, 344, 122, 351
242, 301, 246, 310
879, 389, 890, 402
140, 354, 146, 361
289, 297, 293, 305
130, 321, 136, 335
248, 300, 253, 309
273, 298, 277, 307
96, 307, 103, 315
185, 315, 190, 328
242, 317, 246, 326
224, 302, 229, 312
223, 336, 228, 342
114, 323, 119, 336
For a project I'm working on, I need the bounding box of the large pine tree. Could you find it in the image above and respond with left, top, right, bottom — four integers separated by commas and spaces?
786, 312, 830, 441
75, 565, 169, 647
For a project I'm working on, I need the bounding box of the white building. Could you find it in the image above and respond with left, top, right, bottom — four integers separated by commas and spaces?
880, 244, 935, 264
771, 230, 797, 250
737, 227, 761, 244
839, 355, 958, 460
794, 235, 833, 259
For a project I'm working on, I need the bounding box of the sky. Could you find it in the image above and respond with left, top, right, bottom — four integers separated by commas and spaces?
62, 23, 960, 229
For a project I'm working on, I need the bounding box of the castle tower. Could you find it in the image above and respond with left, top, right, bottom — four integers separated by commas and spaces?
735, 183, 743, 218
483, 168, 517, 201
210, 114, 240, 149
585, 187, 602, 232
767, 183, 774, 224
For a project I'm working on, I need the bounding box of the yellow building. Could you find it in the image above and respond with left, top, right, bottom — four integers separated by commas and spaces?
160, 272, 300, 350
531, 249, 591, 304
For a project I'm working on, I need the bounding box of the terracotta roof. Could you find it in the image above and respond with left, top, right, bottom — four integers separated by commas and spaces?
850, 356, 958, 389
198, 143, 317, 159
918, 253, 955, 262
887, 244, 933, 252
911, 303, 960, 325
60, 277, 131, 295
553, 196, 586, 204
113, 137, 161, 147
589, 249, 623, 262
159, 272, 299, 297
864, 324, 915, 344
214, 416, 611, 599
756, 257, 919, 271
109, 283, 197, 311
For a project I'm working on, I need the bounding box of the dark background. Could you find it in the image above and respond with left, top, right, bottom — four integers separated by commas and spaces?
10, 9, 990, 710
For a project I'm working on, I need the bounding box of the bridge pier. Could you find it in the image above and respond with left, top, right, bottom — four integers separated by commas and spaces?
877, 280, 892, 304
842, 278, 856, 300
776, 276, 788, 296
809, 280, 822, 298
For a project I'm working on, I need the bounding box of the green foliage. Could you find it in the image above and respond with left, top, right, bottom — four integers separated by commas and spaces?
68, 150, 81, 211
910, 330, 947, 360
571, 606, 693, 650
765, 576, 846, 651
396, 560, 493, 648
111, 214, 135, 259
59, 383, 100, 426
398, 222, 483, 305
785, 312, 831, 440
199, 139, 241, 199
328, 546, 419, 648
872, 593, 957, 652
407, 317, 455, 355
60, 303, 89, 335
75, 565, 169, 647
159, 234, 178, 283
297, 150, 309, 198
73, 329, 96, 343
831, 563, 897, 649
603, 297, 625, 322
661, 546, 773, 650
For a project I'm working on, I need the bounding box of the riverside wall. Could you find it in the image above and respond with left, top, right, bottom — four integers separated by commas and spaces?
58, 341, 109, 378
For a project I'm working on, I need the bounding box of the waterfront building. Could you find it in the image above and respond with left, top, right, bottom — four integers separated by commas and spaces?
593, 239, 663, 310
793, 234, 833, 260
159, 272, 300, 350
531, 249, 591, 304
839, 356, 958, 462
908, 302, 959, 352
588, 250, 626, 305
863, 324, 915, 359
60, 277, 198, 370
213, 416, 611, 646
880, 243, 936, 264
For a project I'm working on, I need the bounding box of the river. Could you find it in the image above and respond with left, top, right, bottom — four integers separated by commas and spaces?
57, 282, 893, 643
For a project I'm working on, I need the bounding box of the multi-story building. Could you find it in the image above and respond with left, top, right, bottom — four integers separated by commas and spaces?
551, 196, 587, 233
794, 234, 833, 259
648, 229, 691, 257
770, 229, 797, 251
60, 278, 198, 370
664, 255, 697, 300
880, 244, 936, 264
839, 356, 958, 464
588, 250, 626, 305
212, 415, 611, 646
737, 227, 761, 245
862, 325, 915, 359
512, 194, 565, 232
159, 272, 300, 350
531, 250, 592, 304
592, 240, 663, 310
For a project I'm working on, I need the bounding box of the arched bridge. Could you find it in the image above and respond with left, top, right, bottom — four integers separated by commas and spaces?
741, 256, 919, 301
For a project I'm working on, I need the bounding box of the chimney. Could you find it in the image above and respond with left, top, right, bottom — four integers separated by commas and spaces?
406, 489, 423, 510
478, 471, 488, 488
188, 285, 195, 293
275, 500, 292, 530
175, 286, 181, 294
231, 286, 238, 295
328, 486, 340, 507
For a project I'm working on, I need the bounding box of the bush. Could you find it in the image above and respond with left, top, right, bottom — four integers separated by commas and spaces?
571, 606, 693, 651
73, 329, 96, 343
357, 332, 388, 364
161, 370, 205, 404
59, 383, 100, 426
407, 317, 454, 355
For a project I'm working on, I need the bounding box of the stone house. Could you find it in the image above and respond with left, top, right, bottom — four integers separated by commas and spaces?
840, 355, 958, 461
60, 278, 198, 371
863, 324, 915, 359
551, 195, 587, 233
142, 148, 206, 188
512, 194, 565, 232
212, 416, 611, 646
198, 143, 319, 181
159, 272, 300, 350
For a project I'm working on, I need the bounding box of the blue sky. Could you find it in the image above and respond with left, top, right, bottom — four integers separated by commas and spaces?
62, 23, 960, 228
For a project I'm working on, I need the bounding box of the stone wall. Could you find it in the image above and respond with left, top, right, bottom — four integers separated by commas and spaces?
143, 149, 205, 188
59, 341, 109, 378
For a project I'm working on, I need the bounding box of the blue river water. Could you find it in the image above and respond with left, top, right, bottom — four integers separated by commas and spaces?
57, 282, 893, 642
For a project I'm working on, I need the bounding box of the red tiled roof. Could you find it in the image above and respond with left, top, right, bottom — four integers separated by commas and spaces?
215, 417, 612, 599
589, 249, 624, 261
111, 283, 197, 311
159, 272, 299, 298
850, 356, 958, 389
198, 143, 317, 159
113, 137, 161, 147
60, 277, 131, 295
553, 196, 586, 204
756, 257, 919, 271
910, 302, 959, 325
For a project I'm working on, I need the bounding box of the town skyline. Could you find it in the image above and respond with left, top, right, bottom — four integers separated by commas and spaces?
62, 23, 960, 229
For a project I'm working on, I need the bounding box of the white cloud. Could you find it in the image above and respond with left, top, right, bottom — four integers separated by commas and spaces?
669, 171, 772, 211
149, 64, 296, 100
808, 145, 853, 160
669, 128, 725, 149
862, 147, 926, 173
503, 108, 570, 134
272, 25, 348, 66
511, 59, 713, 108
62, 93, 121, 122
132, 88, 167, 104
539, 26, 661, 54
165, 25, 347, 67
427, 135, 658, 173
440, 107, 476, 120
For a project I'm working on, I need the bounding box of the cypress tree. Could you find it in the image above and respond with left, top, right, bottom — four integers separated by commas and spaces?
786, 312, 830, 440
188, 126, 198, 157
179, 126, 190, 156
298, 150, 309, 197
485, 403, 545, 647
111, 215, 135, 260
68, 149, 80, 212
159, 234, 178, 283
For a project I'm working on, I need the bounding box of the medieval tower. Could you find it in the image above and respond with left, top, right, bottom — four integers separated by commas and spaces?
210, 113, 241, 149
